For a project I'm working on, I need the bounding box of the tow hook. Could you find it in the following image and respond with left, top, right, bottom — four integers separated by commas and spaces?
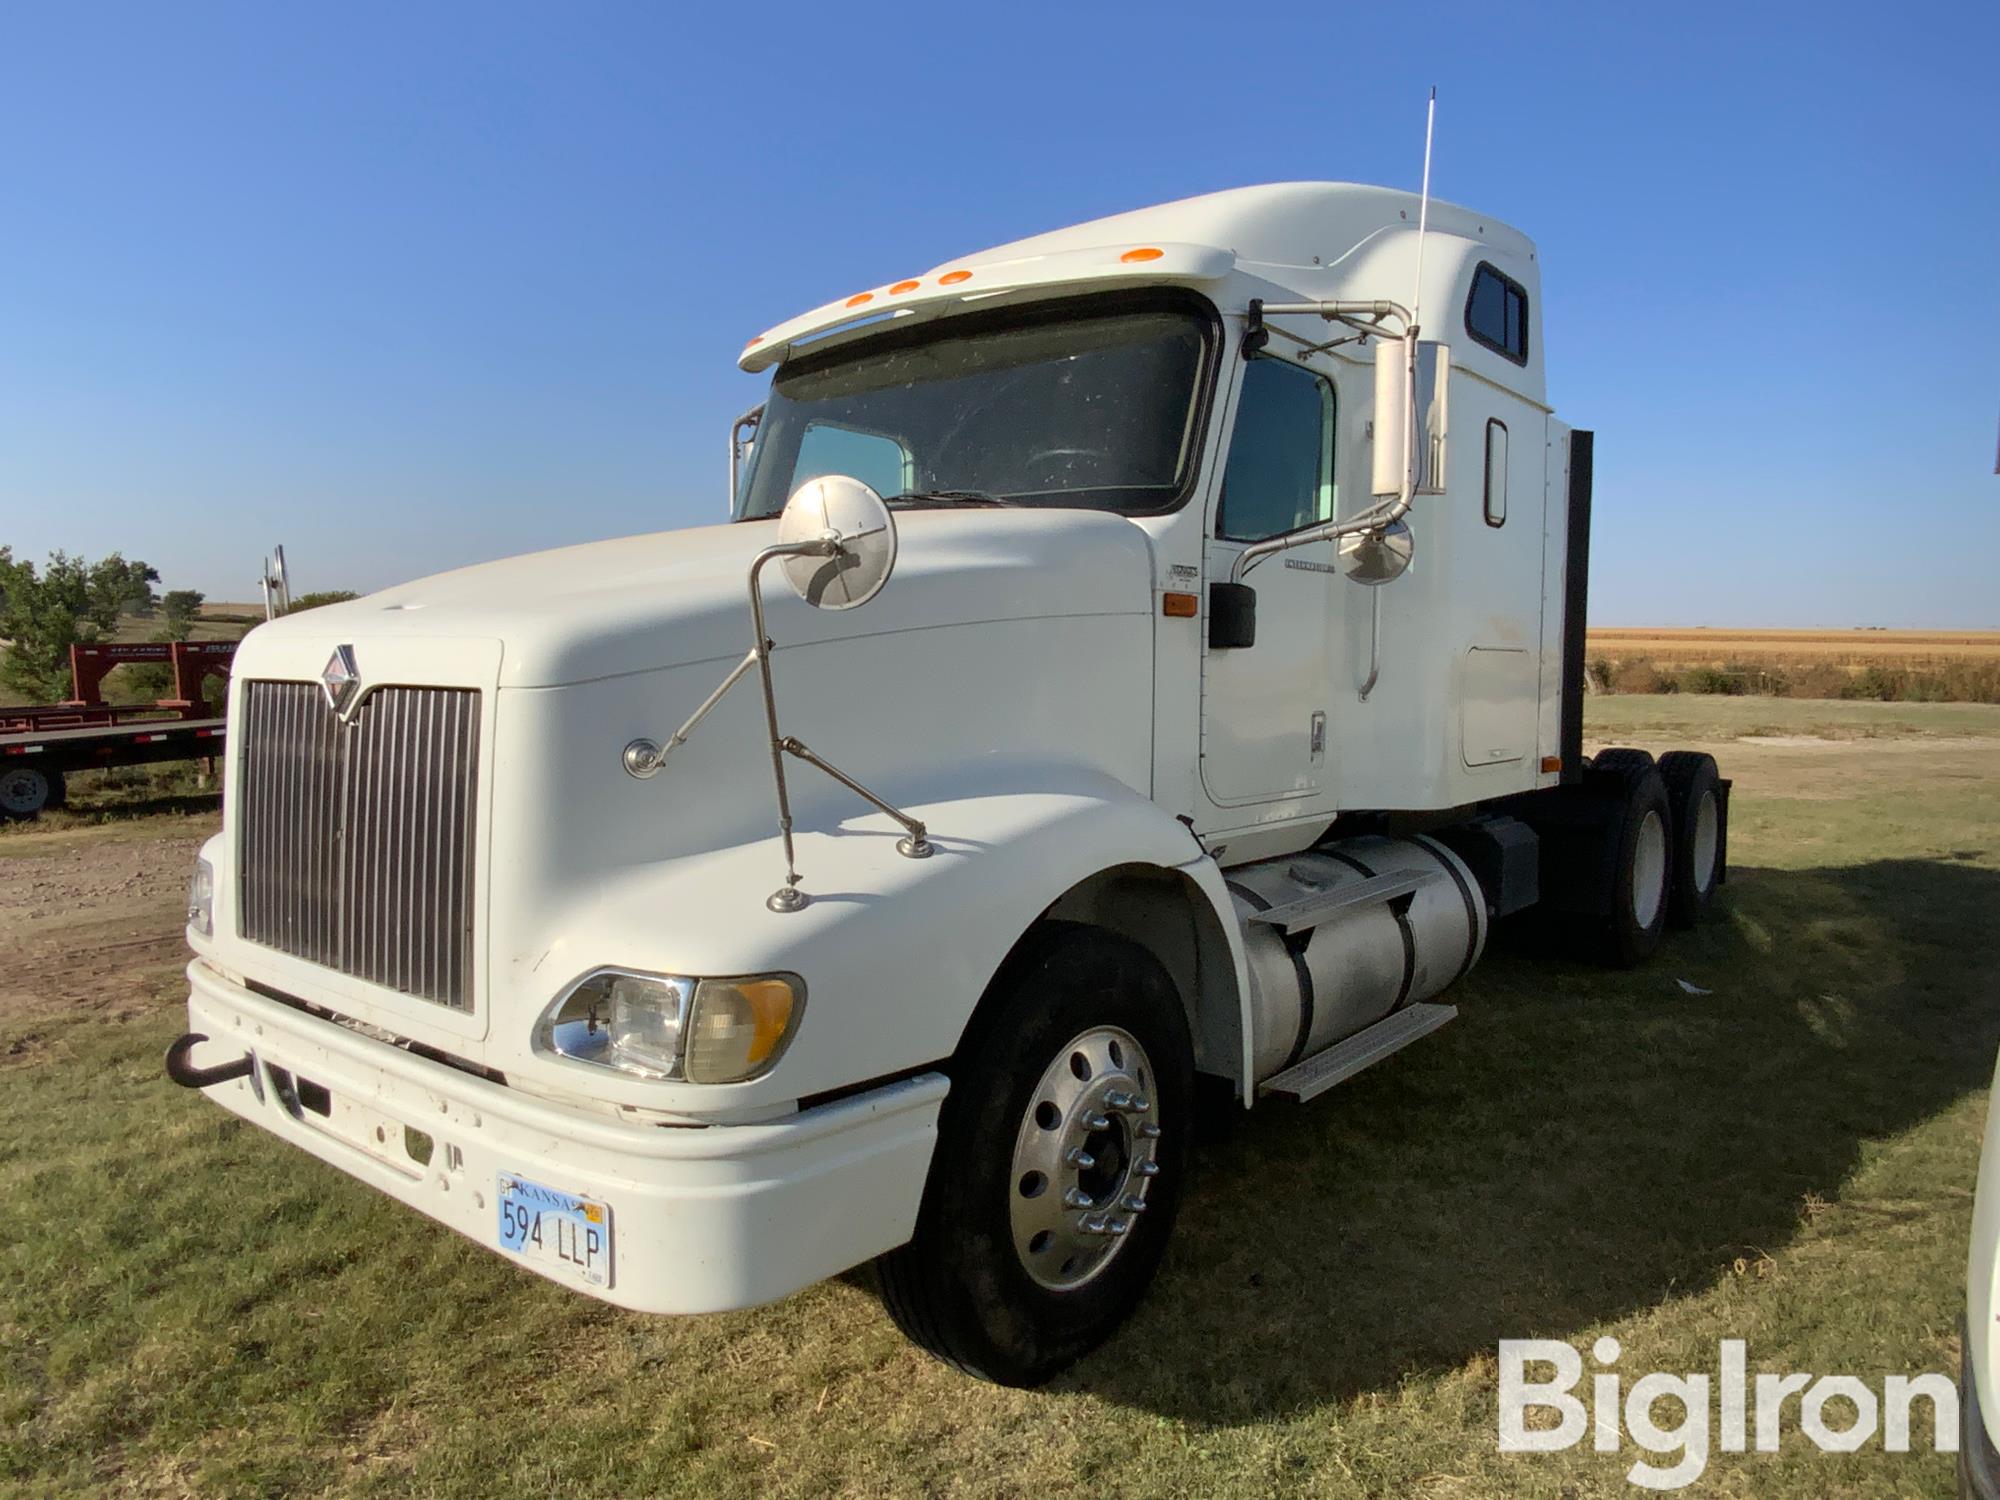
165, 1031, 256, 1090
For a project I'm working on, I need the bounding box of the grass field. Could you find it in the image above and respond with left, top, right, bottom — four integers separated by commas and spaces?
3, 697, 1998, 1496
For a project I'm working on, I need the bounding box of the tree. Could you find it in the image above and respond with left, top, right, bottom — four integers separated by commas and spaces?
160, 589, 206, 640
287, 590, 360, 613
0, 549, 162, 702
85, 555, 159, 626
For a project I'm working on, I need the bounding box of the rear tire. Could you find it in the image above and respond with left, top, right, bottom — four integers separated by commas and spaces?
1657, 751, 1725, 928
1584, 754, 1672, 968
0, 765, 59, 820
875, 922, 1193, 1386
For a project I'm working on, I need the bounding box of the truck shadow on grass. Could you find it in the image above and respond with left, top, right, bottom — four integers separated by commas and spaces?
1061, 855, 2000, 1421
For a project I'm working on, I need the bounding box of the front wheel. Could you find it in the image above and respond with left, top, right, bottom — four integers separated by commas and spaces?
875, 922, 1193, 1386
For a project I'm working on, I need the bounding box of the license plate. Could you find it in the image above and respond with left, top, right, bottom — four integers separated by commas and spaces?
496, 1174, 612, 1288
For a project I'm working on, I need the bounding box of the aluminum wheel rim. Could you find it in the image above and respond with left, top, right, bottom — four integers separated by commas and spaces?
0, 767, 48, 815
1008, 1025, 1160, 1292
1632, 808, 1668, 929
1691, 790, 1719, 893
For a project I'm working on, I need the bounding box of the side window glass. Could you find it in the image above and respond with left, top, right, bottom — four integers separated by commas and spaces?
1216, 358, 1335, 542
1484, 419, 1509, 527
793, 421, 912, 499
1465, 263, 1529, 365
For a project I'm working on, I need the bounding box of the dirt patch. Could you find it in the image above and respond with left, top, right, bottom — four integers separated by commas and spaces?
0, 820, 216, 1032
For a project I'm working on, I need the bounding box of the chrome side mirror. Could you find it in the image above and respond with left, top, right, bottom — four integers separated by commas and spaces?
1371, 338, 1450, 498
1337, 518, 1414, 585
775, 475, 898, 610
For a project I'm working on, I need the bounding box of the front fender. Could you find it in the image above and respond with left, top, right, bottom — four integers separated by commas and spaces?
502, 769, 1249, 1112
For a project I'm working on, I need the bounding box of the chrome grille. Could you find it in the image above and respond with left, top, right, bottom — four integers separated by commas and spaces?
238, 681, 480, 1010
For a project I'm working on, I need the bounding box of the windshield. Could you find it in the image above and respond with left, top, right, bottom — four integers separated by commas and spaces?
736, 298, 1214, 520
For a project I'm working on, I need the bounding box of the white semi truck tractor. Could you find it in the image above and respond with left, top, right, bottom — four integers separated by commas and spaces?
168, 182, 1730, 1385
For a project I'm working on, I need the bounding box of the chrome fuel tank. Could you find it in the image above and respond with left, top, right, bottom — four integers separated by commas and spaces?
1226, 834, 1487, 1082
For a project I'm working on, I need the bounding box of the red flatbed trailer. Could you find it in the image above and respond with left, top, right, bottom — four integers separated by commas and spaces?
0, 640, 236, 819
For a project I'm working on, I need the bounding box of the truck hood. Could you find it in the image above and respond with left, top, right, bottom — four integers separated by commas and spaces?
244, 508, 1160, 688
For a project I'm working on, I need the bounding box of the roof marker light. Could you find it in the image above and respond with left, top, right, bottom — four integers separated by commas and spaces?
939, 270, 972, 285
846, 292, 874, 307
1120, 247, 1164, 263
889, 279, 921, 294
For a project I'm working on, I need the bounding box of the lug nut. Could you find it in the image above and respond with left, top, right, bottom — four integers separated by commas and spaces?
1105, 1090, 1133, 1110
1129, 1094, 1151, 1112
1082, 1215, 1109, 1235
1105, 1217, 1130, 1236
1136, 1160, 1161, 1178
1138, 1123, 1162, 1140
1121, 1195, 1147, 1213
1065, 1148, 1096, 1169
1084, 1112, 1111, 1131
1063, 1188, 1094, 1209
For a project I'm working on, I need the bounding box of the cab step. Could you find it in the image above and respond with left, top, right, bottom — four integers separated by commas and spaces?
1243, 867, 1441, 934
1257, 1002, 1458, 1103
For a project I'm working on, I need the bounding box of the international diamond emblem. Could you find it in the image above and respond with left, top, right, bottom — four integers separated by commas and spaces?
320, 645, 361, 715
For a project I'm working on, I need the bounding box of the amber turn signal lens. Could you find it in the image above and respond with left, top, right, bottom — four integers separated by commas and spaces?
889, 279, 921, 294
1540, 754, 1563, 773
1162, 592, 1199, 618
683, 976, 804, 1084
1121, 247, 1164, 263
846, 292, 874, 307
939, 269, 972, 285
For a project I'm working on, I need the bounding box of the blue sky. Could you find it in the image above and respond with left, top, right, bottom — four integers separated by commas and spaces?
2, 1, 1994, 625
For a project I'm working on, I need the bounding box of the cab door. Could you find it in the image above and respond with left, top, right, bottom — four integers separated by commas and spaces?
1198, 355, 1342, 809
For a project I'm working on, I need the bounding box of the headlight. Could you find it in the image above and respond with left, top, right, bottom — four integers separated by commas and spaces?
536, 968, 803, 1084
187, 857, 215, 938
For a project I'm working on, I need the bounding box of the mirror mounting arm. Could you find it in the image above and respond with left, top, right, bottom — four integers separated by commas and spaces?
1233, 301, 1434, 586
626, 523, 930, 914
746, 539, 840, 911
1245, 298, 1414, 363
782, 737, 933, 859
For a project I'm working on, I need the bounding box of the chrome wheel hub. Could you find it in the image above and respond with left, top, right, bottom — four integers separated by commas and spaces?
1691, 789, 1719, 892
1008, 1025, 1160, 1291
1632, 807, 1668, 929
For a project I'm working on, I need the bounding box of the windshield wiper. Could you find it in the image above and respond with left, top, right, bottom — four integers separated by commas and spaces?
883, 489, 1015, 508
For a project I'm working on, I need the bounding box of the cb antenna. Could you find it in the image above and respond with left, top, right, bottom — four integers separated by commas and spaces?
1411, 86, 1437, 334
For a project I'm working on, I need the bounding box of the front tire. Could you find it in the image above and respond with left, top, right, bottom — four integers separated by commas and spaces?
876, 922, 1193, 1386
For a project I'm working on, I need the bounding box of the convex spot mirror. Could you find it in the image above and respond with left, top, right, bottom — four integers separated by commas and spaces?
1338, 519, 1415, 585
777, 475, 899, 610
1371, 339, 1451, 498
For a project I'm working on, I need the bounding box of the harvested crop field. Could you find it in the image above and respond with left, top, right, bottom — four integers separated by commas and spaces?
1585, 628, 2000, 702
1588, 628, 2000, 663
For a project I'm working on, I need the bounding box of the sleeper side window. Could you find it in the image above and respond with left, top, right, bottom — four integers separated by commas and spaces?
1216, 358, 1335, 543
1465, 263, 1529, 365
